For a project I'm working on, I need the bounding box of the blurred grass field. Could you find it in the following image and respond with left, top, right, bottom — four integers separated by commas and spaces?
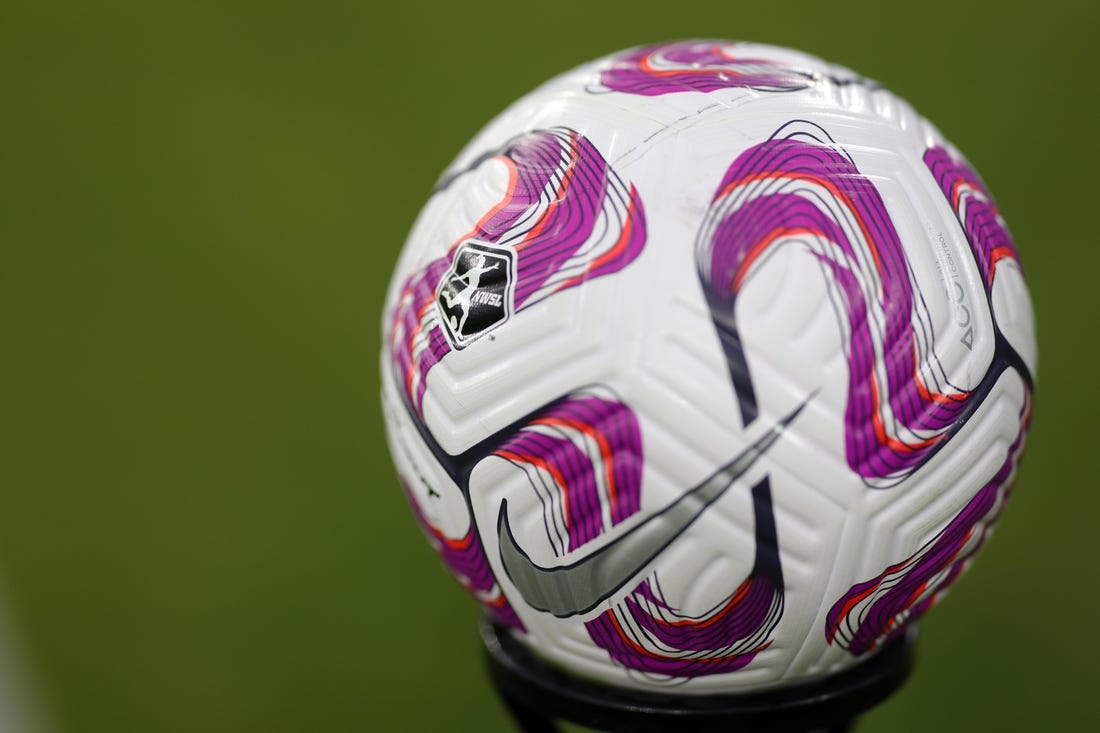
1, 1, 1096, 731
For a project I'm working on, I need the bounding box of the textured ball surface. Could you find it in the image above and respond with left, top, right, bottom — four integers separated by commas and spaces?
381, 41, 1035, 693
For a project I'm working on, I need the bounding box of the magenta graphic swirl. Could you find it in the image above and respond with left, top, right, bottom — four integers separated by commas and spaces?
401, 480, 524, 630
496, 389, 781, 677
586, 569, 781, 677
924, 146, 1024, 288
584, 471, 784, 678
697, 121, 975, 485
824, 144, 1034, 656
826, 394, 1031, 654
388, 128, 647, 415
493, 392, 643, 554
598, 41, 812, 95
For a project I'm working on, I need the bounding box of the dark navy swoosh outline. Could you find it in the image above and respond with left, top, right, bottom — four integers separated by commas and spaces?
394, 387, 623, 495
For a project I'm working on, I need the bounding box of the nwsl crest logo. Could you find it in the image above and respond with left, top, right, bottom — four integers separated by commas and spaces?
436, 241, 515, 348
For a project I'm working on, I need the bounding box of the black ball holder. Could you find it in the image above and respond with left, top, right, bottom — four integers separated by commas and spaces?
482, 618, 916, 733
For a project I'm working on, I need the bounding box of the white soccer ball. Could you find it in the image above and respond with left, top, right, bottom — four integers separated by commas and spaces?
381, 40, 1035, 693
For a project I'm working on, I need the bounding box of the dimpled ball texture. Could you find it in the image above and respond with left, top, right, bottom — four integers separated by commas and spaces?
381, 41, 1035, 694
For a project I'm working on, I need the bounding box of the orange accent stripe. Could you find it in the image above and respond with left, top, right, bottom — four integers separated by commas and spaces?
638, 51, 743, 79
732, 225, 819, 292
831, 583, 880, 637
517, 133, 579, 249
908, 581, 930, 607
403, 299, 436, 397
401, 156, 522, 401
950, 177, 971, 210
495, 449, 571, 526
868, 371, 943, 453
989, 245, 1016, 278
720, 187, 949, 455
718, 171, 886, 279
608, 611, 651, 656
554, 188, 641, 295
608, 610, 771, 663
911, 332, 970, 406
530, 415, 618, 513
656, 579, 753, 629
449, 156, 520, 254
424, 521, 474, 552
829, 553, 923, 641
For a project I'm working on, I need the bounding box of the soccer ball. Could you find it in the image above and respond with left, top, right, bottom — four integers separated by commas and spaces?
380, 41, 1035, 693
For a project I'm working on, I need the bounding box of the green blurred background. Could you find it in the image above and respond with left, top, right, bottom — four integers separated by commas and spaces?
1, 1, 1095, 731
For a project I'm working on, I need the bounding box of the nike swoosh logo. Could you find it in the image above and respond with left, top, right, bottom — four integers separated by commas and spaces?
496, 398, 809, 618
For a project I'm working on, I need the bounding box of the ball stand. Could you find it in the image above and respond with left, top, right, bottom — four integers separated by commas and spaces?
481, 619, 916, 733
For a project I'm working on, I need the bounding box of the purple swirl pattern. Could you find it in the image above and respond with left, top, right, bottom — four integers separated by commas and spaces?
401, 480, 524, 630
495, 390, 781, 677
697, 121, 974, 485
826, 393, 1032, 655
583, 468, 785, 678
493, 391, 643, 555
585, 549, 782, 676
924, 146, 1023, 289
388, 128, 647, 415
598, 41, 813, 95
